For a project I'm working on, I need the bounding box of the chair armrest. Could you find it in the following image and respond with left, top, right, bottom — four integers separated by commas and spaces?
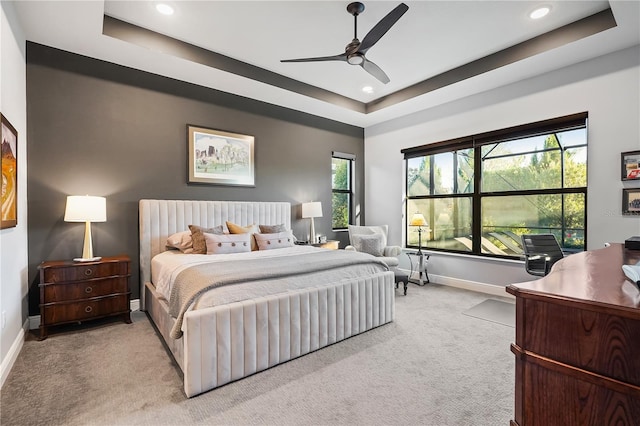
345, 245, 356, 252
384, 245, 402, 257
521, 252, 550, 261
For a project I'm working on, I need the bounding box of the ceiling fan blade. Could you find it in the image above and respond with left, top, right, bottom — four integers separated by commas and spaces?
281, 53, 347, 63
361, 58, 390, 84
358, 3, 409, 54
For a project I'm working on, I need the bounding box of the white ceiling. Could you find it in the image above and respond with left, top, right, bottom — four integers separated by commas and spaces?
11, 1, 640, 127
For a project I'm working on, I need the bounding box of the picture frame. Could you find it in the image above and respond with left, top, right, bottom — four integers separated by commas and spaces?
621, 150, 640, 180
622, 188, 640, 215
1, 113, 18, 229
187, 125, 255, 187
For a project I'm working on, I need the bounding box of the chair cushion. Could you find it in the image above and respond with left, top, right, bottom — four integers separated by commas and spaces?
352, 234, 384, 257
348, 225, 388, 248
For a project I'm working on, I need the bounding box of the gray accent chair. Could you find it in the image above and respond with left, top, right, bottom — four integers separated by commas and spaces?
345, 225, 402, 268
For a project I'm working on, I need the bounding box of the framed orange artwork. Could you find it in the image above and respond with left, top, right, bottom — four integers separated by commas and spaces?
1, 113, 17, 229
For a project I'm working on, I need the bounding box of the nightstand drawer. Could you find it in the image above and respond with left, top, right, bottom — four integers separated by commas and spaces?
41, 277, 129, 302
41, 295, 129, 325
41, 261, 129, 283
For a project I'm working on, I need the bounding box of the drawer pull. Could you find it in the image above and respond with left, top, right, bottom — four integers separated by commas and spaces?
85, 286, 93, 294
84, 269, 94, 276
85, 306, 93, 313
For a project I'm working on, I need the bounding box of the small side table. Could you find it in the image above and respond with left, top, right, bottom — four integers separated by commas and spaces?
311, 240, 339, 250
406, 252, 430, 286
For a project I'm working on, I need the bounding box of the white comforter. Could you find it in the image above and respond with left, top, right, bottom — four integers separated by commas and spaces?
152, 246, 388, 311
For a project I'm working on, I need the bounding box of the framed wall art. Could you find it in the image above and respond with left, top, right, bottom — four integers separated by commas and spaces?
187, 125, 255, 187
1, 113, 18, 229
622, 188, 640, 215
621, 150, 640, 180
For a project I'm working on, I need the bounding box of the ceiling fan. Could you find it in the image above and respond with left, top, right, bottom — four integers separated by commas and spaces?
281, 2, 409, 84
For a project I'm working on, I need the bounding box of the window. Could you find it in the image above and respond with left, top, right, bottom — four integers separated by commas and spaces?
332, 152, 354, 230
403, 113, 587, 256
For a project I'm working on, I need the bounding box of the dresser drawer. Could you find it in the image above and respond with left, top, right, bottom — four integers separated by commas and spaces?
41, 277, 129, 303
38, 255, 132, 339
41, 295, 129, 325
41, 261, 129, 283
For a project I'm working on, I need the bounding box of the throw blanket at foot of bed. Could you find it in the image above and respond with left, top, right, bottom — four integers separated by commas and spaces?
169, 250, 389, 338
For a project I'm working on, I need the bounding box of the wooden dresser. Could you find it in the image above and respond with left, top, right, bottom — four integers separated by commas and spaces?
38, 255, 131, 339
506, 244, 640, 425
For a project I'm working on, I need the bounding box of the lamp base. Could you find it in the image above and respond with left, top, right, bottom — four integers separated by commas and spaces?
73, 256, 102, 262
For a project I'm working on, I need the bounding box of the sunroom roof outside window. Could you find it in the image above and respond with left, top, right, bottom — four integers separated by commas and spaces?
481, 128, 586, 192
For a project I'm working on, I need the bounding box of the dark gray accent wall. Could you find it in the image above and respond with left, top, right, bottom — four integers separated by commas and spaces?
26, 43, 364, 314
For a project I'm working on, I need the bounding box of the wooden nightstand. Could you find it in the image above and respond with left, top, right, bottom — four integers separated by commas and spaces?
38, 255, 131, 339
311, 240, 340, 250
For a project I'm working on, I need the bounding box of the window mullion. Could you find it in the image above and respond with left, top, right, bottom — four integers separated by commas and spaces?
473, 143, 482, 254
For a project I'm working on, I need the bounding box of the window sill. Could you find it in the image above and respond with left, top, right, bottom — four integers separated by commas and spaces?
403, 248, 524, 264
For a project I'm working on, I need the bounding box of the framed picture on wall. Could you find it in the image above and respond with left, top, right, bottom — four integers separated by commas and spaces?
187, 125, 255, 187
622, 188, 640, 215
621, 150, 640, 180
1, 113, 18, 229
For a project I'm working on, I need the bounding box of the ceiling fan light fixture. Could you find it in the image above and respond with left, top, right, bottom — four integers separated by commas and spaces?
362, 85, 374, 93
347, 53, 364, 65
529, 6, 550, 20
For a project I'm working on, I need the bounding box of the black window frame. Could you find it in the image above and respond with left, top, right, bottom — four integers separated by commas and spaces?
402, 112, 588, 258
332, 151, 355, 231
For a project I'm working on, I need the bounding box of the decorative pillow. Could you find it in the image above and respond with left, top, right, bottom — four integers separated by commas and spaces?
259, 224, 287, 233
254, 231, 295, 250
166, 231, 193, 253
204, 233, 251, 255
226, 221, 259, 251
352, 234, 384, 257
189, 224, 224, 254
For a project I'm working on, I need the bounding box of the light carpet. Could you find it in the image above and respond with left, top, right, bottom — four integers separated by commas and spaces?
0, 283, 515, 425
462, 299, 516, 327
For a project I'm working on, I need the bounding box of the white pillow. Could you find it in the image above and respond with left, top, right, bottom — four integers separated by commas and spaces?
254, 231, 295, 250
352, 234, 384, 257
166, 231, 193, 253
204, 233, 251, 254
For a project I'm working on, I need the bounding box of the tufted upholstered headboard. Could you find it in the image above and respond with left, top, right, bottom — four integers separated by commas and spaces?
139, 199, 291, 308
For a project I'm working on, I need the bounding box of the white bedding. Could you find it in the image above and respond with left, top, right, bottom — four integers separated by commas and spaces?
152, 246, 387, 312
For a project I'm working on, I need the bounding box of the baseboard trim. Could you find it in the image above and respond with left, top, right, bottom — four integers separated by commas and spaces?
130, 299, 140, 312
399, 269, 513, 298
28, 299, 141, 330
1, 318, 28, 389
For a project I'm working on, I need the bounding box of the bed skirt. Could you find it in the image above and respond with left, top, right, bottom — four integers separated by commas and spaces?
145, 270, 395, 397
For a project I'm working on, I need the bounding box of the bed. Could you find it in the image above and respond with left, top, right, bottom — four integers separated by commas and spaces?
139, 199, 395, 397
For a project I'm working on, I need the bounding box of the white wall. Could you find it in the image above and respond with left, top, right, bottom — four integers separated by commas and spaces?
365, 45, 640, 289
0, 1, 28, 387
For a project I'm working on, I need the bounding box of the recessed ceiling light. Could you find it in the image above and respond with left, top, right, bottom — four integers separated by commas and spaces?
529, 6, 550, 20
362, 86, 374, 94
156, 3, 174, 15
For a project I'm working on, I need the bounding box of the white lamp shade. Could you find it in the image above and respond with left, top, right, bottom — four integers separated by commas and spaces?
410, 212, 428, 227
302, 201, 323, 218
64, 195, 107, 223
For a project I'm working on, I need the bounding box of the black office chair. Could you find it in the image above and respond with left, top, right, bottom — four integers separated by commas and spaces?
521, 234, 564, 276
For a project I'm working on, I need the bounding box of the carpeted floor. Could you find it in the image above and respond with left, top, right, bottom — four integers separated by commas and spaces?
0, 283, 515, 426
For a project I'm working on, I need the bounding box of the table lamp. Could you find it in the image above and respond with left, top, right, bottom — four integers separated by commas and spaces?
64, 195, 107, 262
302, 201, 322, 244
410, 212, 428, 256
